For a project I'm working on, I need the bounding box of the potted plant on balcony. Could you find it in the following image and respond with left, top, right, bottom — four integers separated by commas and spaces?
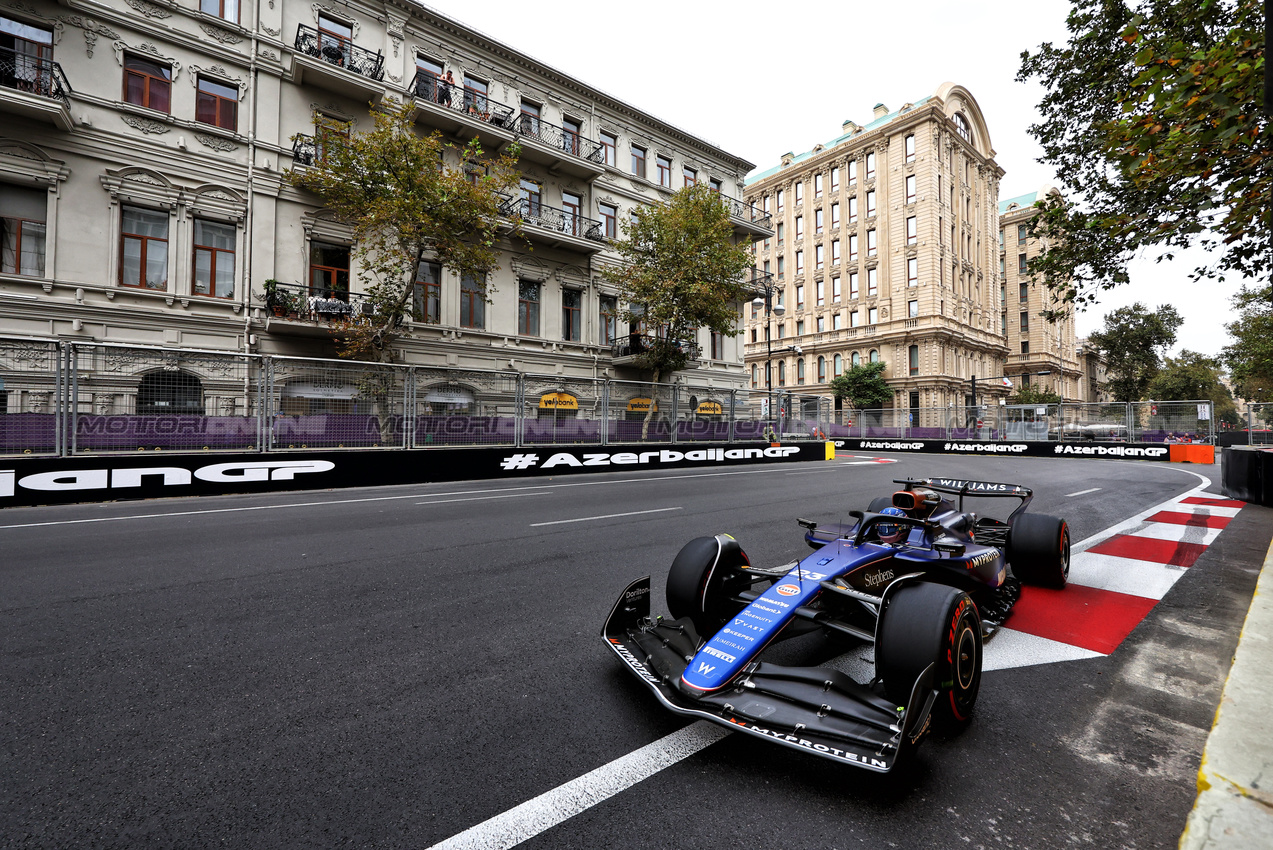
262, 279, 299, 317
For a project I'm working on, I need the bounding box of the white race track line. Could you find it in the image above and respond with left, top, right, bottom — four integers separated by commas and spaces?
424, 723, 729, 850
1066, 487, 1102, 497
530, 507, 681, 527
425, 463, 1218, 849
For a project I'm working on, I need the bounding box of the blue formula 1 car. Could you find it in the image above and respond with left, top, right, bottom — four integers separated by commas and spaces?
603, 477, 1070, 772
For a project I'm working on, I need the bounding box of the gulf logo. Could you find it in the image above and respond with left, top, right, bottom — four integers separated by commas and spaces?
775, 584, 800, 597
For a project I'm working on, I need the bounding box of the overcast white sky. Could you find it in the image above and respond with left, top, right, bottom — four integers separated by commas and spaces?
421, 0, 1244, 358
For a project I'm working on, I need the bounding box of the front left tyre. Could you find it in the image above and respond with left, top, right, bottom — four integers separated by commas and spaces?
665, 534, 752, 638
876, 581, 983, 730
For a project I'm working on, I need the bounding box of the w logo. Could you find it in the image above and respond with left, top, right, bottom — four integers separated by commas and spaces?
695, 661, 716, 675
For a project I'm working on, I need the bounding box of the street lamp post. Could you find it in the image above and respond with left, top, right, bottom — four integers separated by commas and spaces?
968, 370, 1054, 433
753, 287, 785, 436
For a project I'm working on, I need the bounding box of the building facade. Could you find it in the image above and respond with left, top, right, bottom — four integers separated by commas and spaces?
0, 0, 768, 416
998, 187, 1082, 401
743, 83, 1009, 423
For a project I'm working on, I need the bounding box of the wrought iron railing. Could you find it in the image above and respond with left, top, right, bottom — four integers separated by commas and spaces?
0, 46, 71, 107
514, 114, 605, 164
722, 195, 772, 229
741, 266, 774, 293
291, 134, 317, 166
294, 24, 385, 82
500, 197, 604, 243
611, 335, 702, 362
409, 71, 516, 129
266, 281, 377, 322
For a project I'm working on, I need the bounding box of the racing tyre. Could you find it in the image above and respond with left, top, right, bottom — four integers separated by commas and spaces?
867, 496, 895, 513
877, 582, 982, 730
666, 534, 751, 637
1008, 514, 1070, 589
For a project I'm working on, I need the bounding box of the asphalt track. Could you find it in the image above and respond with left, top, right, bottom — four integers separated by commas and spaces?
1, 453, 1269, 849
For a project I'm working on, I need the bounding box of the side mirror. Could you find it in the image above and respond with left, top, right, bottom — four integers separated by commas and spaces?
934, 540, 965, 557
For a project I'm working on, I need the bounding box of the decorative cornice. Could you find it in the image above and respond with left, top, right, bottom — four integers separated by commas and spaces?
199, 23, 241, 44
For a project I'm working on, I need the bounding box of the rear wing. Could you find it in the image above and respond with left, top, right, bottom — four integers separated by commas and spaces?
893, 477, 1033, 516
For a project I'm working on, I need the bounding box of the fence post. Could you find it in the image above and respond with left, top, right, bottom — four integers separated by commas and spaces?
514, 372, 524, 448
1249, 403, 1254, 446
670, 385, 679, 445
55, 342, 66, 456
403, 367, 414, 449
601, 380, 610, 446
69, 343, 79, 455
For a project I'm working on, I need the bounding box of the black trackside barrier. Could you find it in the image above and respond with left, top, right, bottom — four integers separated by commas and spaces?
1222, 446, 1273, 506
0, 442, 816, 508
835, 438, 1173, 461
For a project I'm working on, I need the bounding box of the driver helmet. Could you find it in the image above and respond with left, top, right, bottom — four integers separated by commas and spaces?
876, 506, 908, 544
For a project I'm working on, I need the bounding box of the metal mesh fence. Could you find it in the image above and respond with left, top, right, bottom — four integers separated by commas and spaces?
1130, 400, 1216, 443
1246, 403, 1273, 445
413, 366, 520, 448
267, 356, 405, 450
67, 343, 260, 454
520, 373, 605, 447
7, 336, 1223, 456
607, 379, 678, 443
0, 337, 61, 456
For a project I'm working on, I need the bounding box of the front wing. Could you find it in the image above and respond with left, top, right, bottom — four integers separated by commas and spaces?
602, 576, 937, 773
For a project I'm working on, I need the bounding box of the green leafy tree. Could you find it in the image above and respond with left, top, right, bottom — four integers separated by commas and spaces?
828, 362, 892, 410
1018, 0, 1270, 314
1146, 349, 1239, 424
1007, 384, 1063, 405
1086, 302, 1184, 401
1222, 284, 1273, 401
602, 184, 753, 438
288, 99, 520, 360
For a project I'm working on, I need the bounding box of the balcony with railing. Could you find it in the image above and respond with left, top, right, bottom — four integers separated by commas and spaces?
722, 195, 772, 240
291, 24, 386, 100
263, 281, 380, 335
511, 114, 605, 179
741, 266, 774, 295
611, 334, 702, 369
408, 71, 517, 148
0, 46, 73, 130
500, 197, 606, 253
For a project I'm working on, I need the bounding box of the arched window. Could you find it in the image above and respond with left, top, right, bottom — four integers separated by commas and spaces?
953, 112, 972, 143
817, 356, 826, 383
833, 354, 842, 376
751, 363, 758, 388
797, 358, 805, 384
138, 370, 204, 415
851, 352, 861, 368
909, 345, 920, 376
778, 361, 786, 386
869, 349, 879, 363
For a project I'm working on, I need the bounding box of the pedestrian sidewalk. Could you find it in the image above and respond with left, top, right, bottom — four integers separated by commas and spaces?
1179, 535, 1273, 849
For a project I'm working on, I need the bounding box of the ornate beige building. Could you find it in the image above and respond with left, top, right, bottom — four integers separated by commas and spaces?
743, 83, 1010, 420
998, 186, 1082, 401
0, 0, 767, 401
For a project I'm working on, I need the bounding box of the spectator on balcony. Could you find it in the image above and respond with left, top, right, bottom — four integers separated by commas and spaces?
439, 71, 454, 107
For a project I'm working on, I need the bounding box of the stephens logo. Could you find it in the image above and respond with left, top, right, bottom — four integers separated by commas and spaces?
863, 569, 895, 588
775, 584, 800, 597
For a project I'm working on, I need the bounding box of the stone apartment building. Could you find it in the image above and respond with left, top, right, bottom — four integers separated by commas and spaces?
0, 0, 768, 416
743, 83, 1011, 423
998, 187, 1082, 401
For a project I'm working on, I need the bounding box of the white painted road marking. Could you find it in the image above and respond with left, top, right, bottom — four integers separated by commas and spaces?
422, 722, 730, 850
0, 465, 802, 531
530, 507, 682, 527
1065, 487, 1102, 497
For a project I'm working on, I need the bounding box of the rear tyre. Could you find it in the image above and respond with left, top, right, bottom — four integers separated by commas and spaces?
876, 582, 983, 730
867, 496, 894, 513
666, 534, 751, 637
1008, 514, 1070, 588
